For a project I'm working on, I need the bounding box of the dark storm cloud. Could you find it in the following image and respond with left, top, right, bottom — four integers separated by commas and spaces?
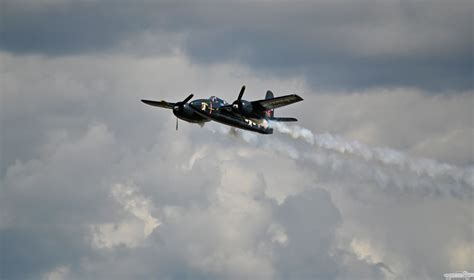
1, 0, 472, 90
1, 1, 153, 54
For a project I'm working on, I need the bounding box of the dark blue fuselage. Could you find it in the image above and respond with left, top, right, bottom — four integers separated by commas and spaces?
186, 97, 273, 134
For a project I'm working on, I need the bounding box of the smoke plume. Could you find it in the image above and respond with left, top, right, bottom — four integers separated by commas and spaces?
208, 122, 473, 198
271, 122, 472, 183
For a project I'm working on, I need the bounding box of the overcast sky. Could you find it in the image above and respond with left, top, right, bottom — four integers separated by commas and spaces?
1, 1, 473, 279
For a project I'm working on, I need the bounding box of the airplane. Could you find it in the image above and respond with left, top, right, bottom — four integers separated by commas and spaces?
141, 85, 303, 134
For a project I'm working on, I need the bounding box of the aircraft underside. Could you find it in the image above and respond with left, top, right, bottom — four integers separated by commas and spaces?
189, 104, 273, 134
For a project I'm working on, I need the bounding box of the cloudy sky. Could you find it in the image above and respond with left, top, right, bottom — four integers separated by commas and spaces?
1, 1, 473, 279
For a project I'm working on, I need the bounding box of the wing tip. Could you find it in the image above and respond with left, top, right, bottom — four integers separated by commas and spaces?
141, 99, 174, 109
141, 99, 155, 106
293, 94, 304, 101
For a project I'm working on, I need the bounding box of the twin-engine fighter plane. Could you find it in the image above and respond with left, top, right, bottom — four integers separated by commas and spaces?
141, 85, 303, 134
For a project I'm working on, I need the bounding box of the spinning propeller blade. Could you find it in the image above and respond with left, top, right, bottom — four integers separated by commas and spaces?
237, 85, 245, 101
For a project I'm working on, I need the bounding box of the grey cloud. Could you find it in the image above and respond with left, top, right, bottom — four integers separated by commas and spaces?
274, 188, 341, 279
1, 226, 89, 280
1, 2, 158, 55
1, 124, 117, 279
1, 1, 472, 90
332, 187, 474, 278
294, 90, 474, 166
1, 52, 473, 279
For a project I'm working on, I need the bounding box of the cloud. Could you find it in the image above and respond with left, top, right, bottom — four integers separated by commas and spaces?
1, 123, 119, 279
271, 122, 473, 191
110, 183, 160, 237
294, 88, 474, 166
90, 183, 161, 249
1, 51, 473, 279
42, 265, 70, 280
1, 1, 472, 90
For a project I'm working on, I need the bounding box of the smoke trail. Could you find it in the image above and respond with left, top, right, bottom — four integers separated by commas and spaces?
270, 122, 473, 188
204, 122, 473, 198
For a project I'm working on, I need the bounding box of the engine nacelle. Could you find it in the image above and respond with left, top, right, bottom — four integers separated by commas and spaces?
173, 104, 207, 123
233, 100, 253, 117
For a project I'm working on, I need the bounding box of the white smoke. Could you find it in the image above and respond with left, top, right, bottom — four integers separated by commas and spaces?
205, 122, 473, 198
270, 122, 473, 188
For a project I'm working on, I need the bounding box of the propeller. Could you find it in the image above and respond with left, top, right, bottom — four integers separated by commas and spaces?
172, 93, 194, 131
237, 85, 245, 101
232, 85, 246, 111
173, 94, 193, 110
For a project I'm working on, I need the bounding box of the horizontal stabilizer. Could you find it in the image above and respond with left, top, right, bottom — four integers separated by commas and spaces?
270, 117, 298, 122
252, 94, 303, 110
141, 99, 175, 109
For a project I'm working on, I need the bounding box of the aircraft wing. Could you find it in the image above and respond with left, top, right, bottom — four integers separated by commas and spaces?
252, 94, 303, 110
141, 99, 175, 109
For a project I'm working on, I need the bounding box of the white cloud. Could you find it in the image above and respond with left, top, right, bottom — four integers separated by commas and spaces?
1, 51, 472, 279
90, 183, 160, 249
110, 183, 160, 236
42, 265, 70, 280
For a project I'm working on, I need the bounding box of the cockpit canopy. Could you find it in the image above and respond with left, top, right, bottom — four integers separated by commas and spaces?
209, 96, 229, 106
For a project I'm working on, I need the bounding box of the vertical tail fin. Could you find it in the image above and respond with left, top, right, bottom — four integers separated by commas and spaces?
265, 90, 274, 118
265, 90, 274, 100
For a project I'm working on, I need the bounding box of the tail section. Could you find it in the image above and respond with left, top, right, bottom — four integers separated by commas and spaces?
264, 90, 299, 122
265, 90, 274, 118
265, 90, 274, 100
